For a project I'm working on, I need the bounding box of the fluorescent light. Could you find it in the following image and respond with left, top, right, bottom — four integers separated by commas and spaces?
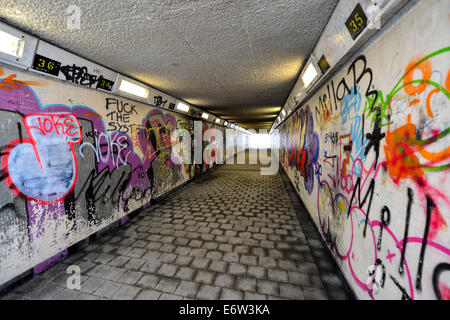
302, 62, 318, 88
176, 102, 190, 112
282, 110, 286, 116
215, 119, 221, 124
201, 112, 209, 119
119, 80, 149, 98
0, 29, 25, 58
224, 121, 228, 126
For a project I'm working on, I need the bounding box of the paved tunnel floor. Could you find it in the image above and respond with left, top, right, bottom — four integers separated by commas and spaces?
1, 153, 351, 300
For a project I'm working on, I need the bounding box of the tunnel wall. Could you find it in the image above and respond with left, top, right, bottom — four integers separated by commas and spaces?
278, 0, 449, 300
0, 64, 244, 286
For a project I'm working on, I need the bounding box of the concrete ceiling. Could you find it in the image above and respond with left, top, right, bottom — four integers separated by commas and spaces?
0, 0, 338, 129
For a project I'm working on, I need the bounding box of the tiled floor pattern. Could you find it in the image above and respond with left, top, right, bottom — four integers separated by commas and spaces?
0, 152, 351, 300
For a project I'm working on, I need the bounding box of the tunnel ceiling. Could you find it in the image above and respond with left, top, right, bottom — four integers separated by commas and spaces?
0, 0, 338, 129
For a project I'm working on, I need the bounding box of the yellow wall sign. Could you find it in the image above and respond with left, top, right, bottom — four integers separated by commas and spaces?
32, 54, 61, 76
345, 3, 368, 40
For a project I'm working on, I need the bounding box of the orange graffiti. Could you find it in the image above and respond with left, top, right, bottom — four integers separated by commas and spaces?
446, 69, 450, 92
84, 112, 102, 118
0, 67, 42, 90
425, 88, 439, 118
384, 123, 450, 239
408, 99, 420, 108
339, 134, 352, 176
388, 54, 450, 179
383, 50, 450, 240
403, 56, 432, 96
384, 124, 425, 184
384, 124, 450, 184
407, 99, 420, 123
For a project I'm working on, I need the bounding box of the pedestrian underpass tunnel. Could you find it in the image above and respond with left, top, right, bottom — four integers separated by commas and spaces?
0, 0, 448, 301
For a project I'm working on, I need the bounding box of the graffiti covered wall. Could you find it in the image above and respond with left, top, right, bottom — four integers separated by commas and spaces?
278, 0, 450, 299
0, 64, 236, 285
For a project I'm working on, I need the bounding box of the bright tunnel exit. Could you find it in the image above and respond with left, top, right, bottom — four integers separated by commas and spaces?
249, 133, 272, 149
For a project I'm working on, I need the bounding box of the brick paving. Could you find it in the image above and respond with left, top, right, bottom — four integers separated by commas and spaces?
0, 152, 351, 300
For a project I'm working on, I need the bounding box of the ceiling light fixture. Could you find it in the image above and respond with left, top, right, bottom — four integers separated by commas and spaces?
0, 29, 25, 58
119, 80, 149, 98
176, 101, 190, 112
301, 62, 319, 88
